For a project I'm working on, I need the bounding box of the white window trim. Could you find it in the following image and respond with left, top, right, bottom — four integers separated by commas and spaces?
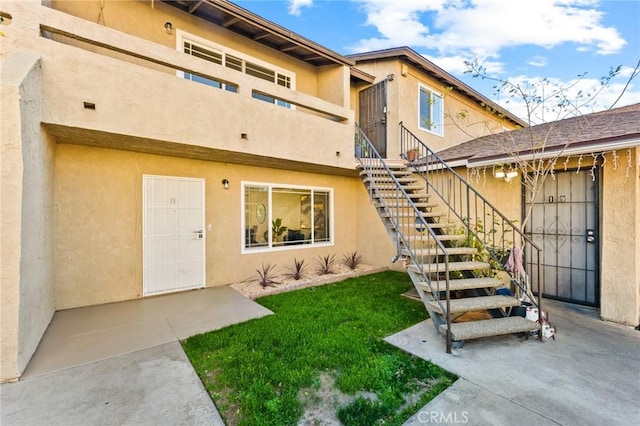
418, 83, 444, 137
176, 29, 296, 90
241, 181, 334, 254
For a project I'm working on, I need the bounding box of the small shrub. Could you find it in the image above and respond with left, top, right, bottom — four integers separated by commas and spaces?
342, 251, 362, 270
315, 254, 338, 275
256, 263, 279, 288
283, 258, 307, 280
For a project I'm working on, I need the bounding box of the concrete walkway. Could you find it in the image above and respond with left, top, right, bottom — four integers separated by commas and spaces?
388, 299, 640, 426
1, 286, 272, 425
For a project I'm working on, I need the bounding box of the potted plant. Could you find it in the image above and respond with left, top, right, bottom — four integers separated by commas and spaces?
271, 218, 288, 242
406, 147, 419, 162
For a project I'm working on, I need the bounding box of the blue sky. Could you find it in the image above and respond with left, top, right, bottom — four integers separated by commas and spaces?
234, 0, 640, 121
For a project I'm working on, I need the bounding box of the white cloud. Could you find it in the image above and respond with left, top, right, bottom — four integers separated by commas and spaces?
527, 56, 548, 68
491, 70, 640, 123
288, 0, 313, 16
349, 0, 626, 58
424, 53, 505, 75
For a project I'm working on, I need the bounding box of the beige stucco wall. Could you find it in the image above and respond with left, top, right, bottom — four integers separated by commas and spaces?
0, 1, 353, 171
354, 59, 516, 159
601, 148, 640, 326
54, 144, 366, 309
1, 52, 56, 382
48, 0, 347, 107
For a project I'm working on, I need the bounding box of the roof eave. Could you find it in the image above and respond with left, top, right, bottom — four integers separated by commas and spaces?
163, 0, 355, 67
467, 135, 640, 168
348, 47, 526, 128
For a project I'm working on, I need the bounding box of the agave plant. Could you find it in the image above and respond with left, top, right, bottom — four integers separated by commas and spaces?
283, 258, 307, 281
256, 263, 279, 288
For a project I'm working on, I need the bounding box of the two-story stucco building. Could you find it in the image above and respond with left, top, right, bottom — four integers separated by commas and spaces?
2, 0, 638, 383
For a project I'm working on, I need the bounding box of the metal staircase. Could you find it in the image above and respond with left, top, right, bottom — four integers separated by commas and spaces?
355, 124, 543, 353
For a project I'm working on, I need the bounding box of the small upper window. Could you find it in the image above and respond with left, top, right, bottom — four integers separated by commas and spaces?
178, 31, 294, 108
419, 85, 443, 136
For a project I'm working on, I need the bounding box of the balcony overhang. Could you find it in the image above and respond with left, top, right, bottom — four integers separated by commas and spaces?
161, 0, 355, 68
44, 124, 359, 177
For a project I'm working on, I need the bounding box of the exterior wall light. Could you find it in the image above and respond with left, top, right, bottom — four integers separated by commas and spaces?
222, 179, 229, 189
164, 22, 173, 34
493, 165, 518, 182
504, 169, 518, 183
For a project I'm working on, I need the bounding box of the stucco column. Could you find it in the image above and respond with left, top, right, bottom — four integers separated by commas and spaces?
1, 51, 55, 382
600, 148, 640, 327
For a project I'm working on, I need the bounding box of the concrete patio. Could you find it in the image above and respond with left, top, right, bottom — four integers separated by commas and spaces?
1, 286, 272, 425
2, 288, 638, 426
390, 299, 640, 426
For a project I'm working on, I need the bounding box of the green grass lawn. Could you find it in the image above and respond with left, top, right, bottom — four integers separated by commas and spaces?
182, 271, 456, 425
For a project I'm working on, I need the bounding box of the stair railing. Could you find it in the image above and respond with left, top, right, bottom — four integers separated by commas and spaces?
400, 122, 543, 339
356, 125, 454, 353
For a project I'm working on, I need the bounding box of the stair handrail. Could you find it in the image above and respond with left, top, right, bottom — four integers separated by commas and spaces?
400, 122, 543, 338
356, 125, 454, 352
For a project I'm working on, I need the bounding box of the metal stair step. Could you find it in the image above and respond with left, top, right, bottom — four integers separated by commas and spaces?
409, 260, 490, 274
439, 316, 540, 341
359, 169, 413, 177
426, 295, 521, 314
357, 161, 407, 170
417, 277, 502, 293
381, 211, 446, 219
373, 193, 430, 200
377, 201, 437, 209
399, 222, 457, 230
363, 177, 418, 184
400, 247, 477, 257
372, 184, 424, 192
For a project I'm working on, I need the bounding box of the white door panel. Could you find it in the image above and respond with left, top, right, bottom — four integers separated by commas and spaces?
143, 175, 205, 296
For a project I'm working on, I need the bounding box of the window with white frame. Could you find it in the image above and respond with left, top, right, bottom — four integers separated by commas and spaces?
178, 31, 294, 107
243, 183, 331, 251
419, 85, 443, 136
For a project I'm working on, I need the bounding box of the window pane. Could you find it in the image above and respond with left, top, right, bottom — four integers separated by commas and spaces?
246, 61, 275, 82
225, 54, 243, 72
185, 72, 222, 89
244, 186, 268, 249
243, 184, 331, 250
184, 42, 222, 65
432, 92, 443, 133
277, 73, 291, 88
273, 188, 309, 245
419, 88, 432, 130
313, 191, 330, 243
252, 91, 275, 104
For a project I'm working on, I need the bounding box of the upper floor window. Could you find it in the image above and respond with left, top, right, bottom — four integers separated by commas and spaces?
419, 85, 443, 136
178, 31, 294, 106
243, 183, 332, 252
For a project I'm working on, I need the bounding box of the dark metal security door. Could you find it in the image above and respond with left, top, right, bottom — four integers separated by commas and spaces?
359, 80, 387, 157
525, 169, 599, 306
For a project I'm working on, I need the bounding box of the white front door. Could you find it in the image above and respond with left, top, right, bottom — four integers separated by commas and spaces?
143, 175, 205, 296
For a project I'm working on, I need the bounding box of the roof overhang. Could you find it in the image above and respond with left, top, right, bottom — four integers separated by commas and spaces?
468, 135, 640, 168
348, 47, 527, 128
161, 0, 355, 67
350, 67, 375, 84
